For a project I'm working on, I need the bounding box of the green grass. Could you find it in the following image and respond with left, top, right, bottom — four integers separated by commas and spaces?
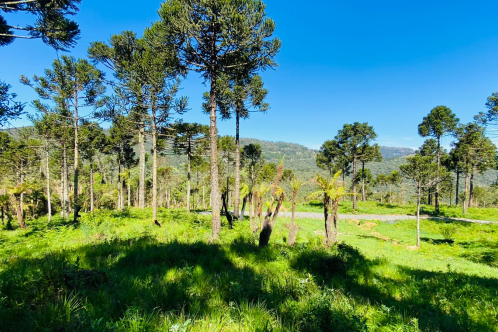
290, 200, 498, 222
0, 208, 497, 331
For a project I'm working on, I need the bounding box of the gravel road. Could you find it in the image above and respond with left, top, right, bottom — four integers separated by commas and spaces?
198, 211, 496, 225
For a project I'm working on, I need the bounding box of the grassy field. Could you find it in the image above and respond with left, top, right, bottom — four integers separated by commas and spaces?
288, 200, 498, 221
0, 208, 497, 331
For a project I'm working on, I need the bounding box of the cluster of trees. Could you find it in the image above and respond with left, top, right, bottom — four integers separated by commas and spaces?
2, 1, 498, 249
3, 0, 321, 247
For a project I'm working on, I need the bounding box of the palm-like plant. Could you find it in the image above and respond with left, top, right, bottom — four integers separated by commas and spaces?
308, 171, 348, 245
9, 183, 33, 230
258, 162, 286, 247
288, 177, 307, 246
0, 194, 9, 226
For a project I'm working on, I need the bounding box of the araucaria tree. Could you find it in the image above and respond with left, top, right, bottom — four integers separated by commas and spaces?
215, 74, 269, 220
0, 0, 81, 50
451, 123, 496, 214
418, 106, 459, 213
336, 122, 377, 211
90, 30, 187, 223
309, 171, 348, 246
0, 81, 24, 127
22, 55, 106, 222
171, 122, 209, 213
79, 120, 106, 212
400, 153, 442, 248
154, 0, 281, 239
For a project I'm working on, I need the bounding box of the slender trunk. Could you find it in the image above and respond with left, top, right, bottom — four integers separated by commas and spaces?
259, 195, 264, 230
202, 185, 205, 209
463, 171, 470, 214
222, 192, 233, 229
60, 165, 64, 218
240, 195, 247, 219
416, 185, 421, 248
331, 198, 339, 244
152, 115, 158, 224
234, 112, 241, 219
449, 177, 452, 206
324, 195, 333, 245
117, 159, 121, 209
139, 126, 145, 209
352, 155, 357, 210
469, 173, 474, 208
16, 168, 26, 229
455, 170, 460, 206
249, 193, 254, 231
90, 162, 94, 212
187, 141, 191, 213
259, 193, 285, 247
73, 89, 79, 223
361, 162, 366, 201
63, 143, 68, 218
209, 71, 221, 239
127, 170, 131, 207
288, 189, 298, 245
45, 142, 51, 222
389, 184, 392, 204
435, 137, 441, 213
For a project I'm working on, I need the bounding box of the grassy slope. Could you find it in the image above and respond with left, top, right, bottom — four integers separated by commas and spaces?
0, 209, 497, 331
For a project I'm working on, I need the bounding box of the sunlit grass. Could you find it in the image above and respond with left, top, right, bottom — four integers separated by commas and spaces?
0, 208, 497, 331
290, 200, 498, 222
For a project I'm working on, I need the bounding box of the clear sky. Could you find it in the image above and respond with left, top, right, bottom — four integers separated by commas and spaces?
1, 0, 498, 150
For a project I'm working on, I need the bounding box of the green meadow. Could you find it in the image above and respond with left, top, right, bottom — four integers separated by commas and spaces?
0, 208, 497, 331
289, 200, 498, 222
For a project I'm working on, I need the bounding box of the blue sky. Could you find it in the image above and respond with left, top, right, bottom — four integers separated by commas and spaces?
1, 0, 498, 150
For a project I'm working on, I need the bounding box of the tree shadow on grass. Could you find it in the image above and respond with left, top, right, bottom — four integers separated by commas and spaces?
290, 243, 498, 332
0, 236, 375, 331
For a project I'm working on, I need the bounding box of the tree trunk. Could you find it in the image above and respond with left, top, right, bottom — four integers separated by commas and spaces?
187, 143, 191, 213
17, 169, 26, 229
73, 90, 80, 223
16, 196, 26, 230
361, 162, 366, 201
324, 194, 333, 245
240, 195, 247, 220
209, 72, 221, 239
45, 142, 51, 222
259, 193, 285, 247
416, 186, 421, 248
222, 191, 233, 229
90, 162, 94, 212
331, 198, 339, 244
455, 170, 460, 206
288, 189, 298, 245
234, 112, 241, 219
63, 143, 68, 218
152, 115, 159, 225
249, 193, 254, 232
463, 172, 470, 214
435, 137, 441, 213
469, 173, 474, 208
138, 126, 145, 209
352, 155, 357, 210
127, 171, 131, 208
60, 165, 64, 218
